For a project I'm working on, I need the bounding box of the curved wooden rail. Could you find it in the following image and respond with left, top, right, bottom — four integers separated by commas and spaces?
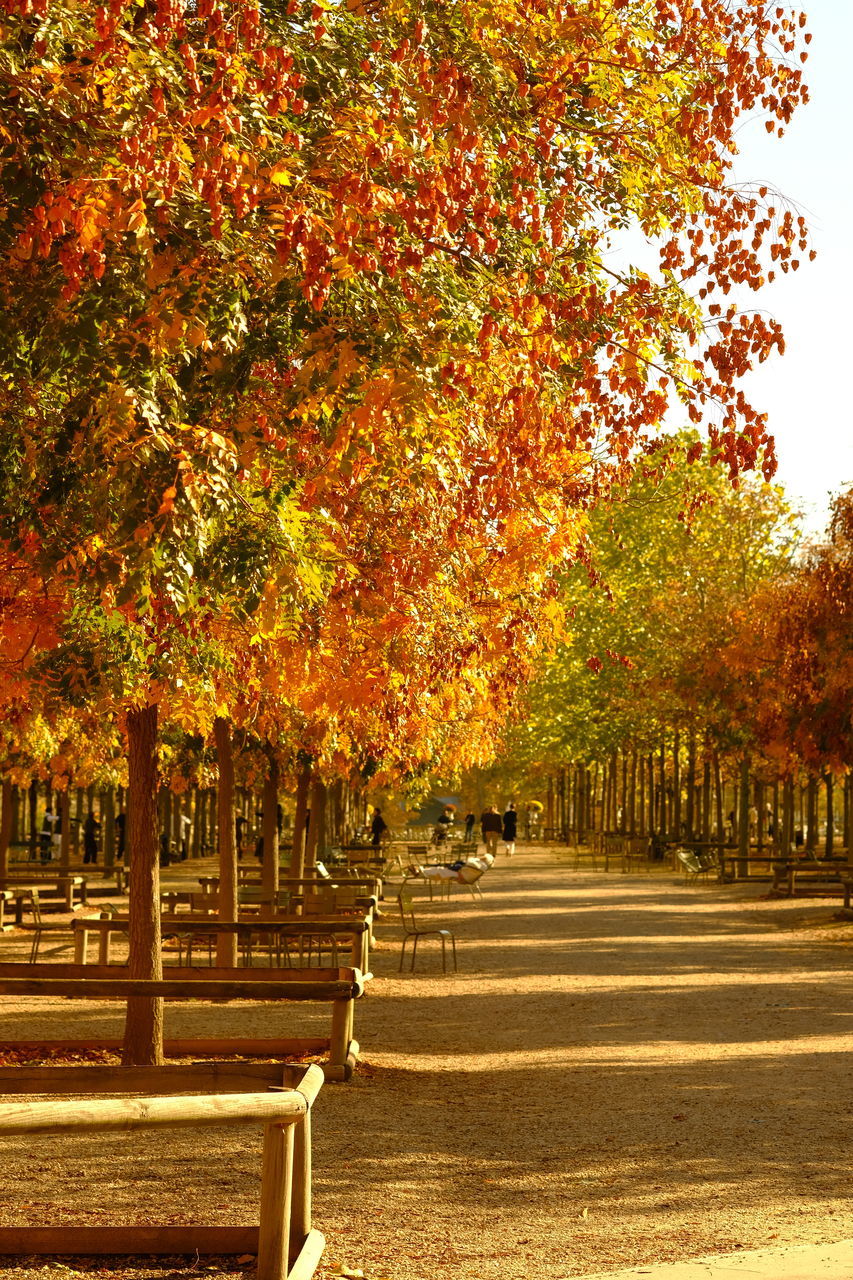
0, 1064, 325, 1280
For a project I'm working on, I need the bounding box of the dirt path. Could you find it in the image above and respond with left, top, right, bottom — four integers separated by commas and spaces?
1, 847, 852, 1279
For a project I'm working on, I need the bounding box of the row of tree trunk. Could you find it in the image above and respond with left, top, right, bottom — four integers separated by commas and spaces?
544, 735, 852, 857
0, 713, 370, 1066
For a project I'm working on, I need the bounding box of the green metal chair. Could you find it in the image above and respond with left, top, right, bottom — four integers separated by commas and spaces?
397, 891, 457, 973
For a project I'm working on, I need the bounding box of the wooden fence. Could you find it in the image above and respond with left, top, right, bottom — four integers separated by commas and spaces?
0, 963, 367, 1080
0, 1062, 325, 1279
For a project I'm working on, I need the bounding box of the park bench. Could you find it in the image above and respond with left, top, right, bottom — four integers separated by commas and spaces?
0, 873, 88, 913
10, 858, 127, 893
0, 962, 368, 1080
770, 858, 852, 897
71, 912, 373, 971
0, 1061, 325, 1277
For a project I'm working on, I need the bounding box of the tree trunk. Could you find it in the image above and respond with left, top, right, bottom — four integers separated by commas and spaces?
103, 787, 116, 868
824, 773, 834, 858
28, 781, 38, 858
59, 789, 71, 869
712, 750, 724, 860
685, 731, 696, 841
214, 716, 238, 967
627, 751, 637, 836
782, 775, 795, 854
805, 775, 818, 853
10, 785, 19, 847
122, 703, 164, 1066
208, 785, 217, 856
192, 789, 203, 858
638, 755, 646, 836
261, 752, 280, 910
737, 757, 750, 879
289, 759, 312, 879
701, 753, 711, 845
0, 778, 12, 878
672, 730, 681, 839
306, 777, 326, 865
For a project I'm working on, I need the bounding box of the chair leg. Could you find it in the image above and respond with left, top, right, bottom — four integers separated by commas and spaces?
440, 936, 446, 973
451, 936, 457, 972
411, 934, 418, 971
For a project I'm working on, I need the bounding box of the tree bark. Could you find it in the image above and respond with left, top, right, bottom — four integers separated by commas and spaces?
824, 773, 834, 858
103, 787, 116, 868
306, 777, 326, 866
214, 716, 239, 967
28, 781, 38, 858
737, 757, 750, 879
289, 759, 312, 879
261, 751, 280, 910
0, 778, 12, 879
685, 731, 696, 841
122, 703, 164, 1066
59, 789, 71, 869
672, 730, 681, 840
805, 775, 818, 854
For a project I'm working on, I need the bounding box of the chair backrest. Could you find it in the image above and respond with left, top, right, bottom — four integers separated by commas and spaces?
456, 865, 484, 885
676, 848, 702, 875
302, 889, 339, 916
397, 891, 417, 934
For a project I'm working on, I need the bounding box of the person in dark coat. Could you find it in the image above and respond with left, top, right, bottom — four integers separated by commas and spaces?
83, 811, 101, 864
464, 811, 476, 842
502, 803, 517, 857
371, 807, 388, 847
481, 806, 502, 856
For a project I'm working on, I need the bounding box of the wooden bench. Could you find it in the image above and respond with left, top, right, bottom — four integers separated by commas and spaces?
0, 964, 367, 1081
0, 1061, 325, 1277
0, 874, 88, 914
771, 859, 852, 897
71, 913, 372, 972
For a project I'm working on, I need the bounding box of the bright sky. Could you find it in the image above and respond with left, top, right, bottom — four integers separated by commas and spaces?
733, 0, 853, 535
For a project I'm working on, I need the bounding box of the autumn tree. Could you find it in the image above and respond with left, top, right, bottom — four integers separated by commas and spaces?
0, 0, 811, 1055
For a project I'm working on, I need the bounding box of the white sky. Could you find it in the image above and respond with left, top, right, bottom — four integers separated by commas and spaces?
732, 0, 853, 534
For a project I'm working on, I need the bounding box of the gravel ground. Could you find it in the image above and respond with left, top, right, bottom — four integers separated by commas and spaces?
0, 847, 851, 1280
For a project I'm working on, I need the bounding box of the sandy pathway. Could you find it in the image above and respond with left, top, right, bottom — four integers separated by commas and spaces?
1, 847, 852, 1279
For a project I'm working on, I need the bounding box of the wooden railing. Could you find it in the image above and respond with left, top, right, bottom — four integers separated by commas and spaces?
0, 1063, 325, 1279
0, 964, 367, 1080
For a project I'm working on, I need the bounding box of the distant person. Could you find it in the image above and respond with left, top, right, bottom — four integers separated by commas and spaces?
235, 814, 247, 860
179, 811, 192, 859
481, 806, 502, 857
464, 811, 476, 842
502, 802, 517, 858
82, 811, 100, 864
371, 807, 388, 847
40, 808, 57, 863
115, 810, 126, 860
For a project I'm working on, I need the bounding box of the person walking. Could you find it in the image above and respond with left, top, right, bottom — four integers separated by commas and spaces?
82, 811, 101, 864
371, 806, 388, 847
502, 802, 517, 857
40, 808, 57, 863
481, 806, 502, 857
464, 811, 476, 842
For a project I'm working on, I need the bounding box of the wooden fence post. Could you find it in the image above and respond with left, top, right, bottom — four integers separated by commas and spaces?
257, 1121, 295, 1280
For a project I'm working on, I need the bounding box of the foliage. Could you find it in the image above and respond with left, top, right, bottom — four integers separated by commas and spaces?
0, 0, 811, 783
498, 436, 801, 770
